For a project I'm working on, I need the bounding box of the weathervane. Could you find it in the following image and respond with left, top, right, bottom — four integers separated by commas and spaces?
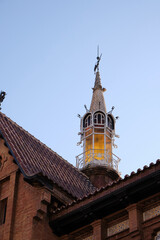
94, 46, 102, 73
0, 91, 6, 110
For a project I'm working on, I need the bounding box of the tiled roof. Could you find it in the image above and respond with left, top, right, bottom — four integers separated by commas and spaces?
53, 159, 160, 214
0, 112, 96, 199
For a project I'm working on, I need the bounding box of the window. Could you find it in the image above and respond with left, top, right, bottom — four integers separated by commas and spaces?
83, 114, 92, 128
0, 198, 7, 225
108, 115, 114, 130
94, 112, 105, 125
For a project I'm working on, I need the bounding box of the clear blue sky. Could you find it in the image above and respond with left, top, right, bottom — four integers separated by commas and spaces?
1, 0, 160, 177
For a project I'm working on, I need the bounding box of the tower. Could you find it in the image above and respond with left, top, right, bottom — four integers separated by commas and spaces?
76, 54, 121, 188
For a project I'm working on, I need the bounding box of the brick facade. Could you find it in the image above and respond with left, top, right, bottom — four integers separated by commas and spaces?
55, 193, 160, 240
0, 138, 58, 240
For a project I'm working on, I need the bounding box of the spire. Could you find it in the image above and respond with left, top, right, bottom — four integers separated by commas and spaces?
90, 71, 107, 113
90, 48, 106, 113
93, 71, 102, 91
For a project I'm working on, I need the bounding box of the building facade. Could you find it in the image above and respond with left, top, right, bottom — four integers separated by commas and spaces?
0, 61, 160, 240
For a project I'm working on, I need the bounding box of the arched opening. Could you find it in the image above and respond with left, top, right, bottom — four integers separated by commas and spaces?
94, 112, 105, 126
83, 114, 92, 128
107, 114, 114, 130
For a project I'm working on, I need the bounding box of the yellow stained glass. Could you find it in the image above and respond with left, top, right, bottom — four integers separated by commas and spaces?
84, 128, 112, 164
85, 135, 93, 163
94, 134, 104, 160
86, 135, 92, 151
106, 136, 112, 163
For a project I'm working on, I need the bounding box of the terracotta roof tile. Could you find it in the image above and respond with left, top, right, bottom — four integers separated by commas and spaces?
0, 112, 96, 199
53, 159, 160, 213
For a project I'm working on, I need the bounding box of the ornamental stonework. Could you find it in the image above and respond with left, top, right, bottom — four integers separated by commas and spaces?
107, 219, 129, 237
143, 205, 160, 221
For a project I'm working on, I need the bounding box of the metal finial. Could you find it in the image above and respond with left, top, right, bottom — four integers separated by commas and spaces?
97, 45, 99, 59
0, 91, 6, 110
94, 46, 102, 73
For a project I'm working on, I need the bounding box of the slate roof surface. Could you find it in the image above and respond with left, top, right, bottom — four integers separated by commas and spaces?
0, 112, 96, 199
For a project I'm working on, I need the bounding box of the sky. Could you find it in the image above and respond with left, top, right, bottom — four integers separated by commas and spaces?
0, 0, 160, 177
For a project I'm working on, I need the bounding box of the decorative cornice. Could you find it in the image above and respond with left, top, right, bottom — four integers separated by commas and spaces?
50, 165, 160, 236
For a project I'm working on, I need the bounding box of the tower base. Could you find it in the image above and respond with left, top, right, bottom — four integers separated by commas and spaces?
81, 164, 120, 189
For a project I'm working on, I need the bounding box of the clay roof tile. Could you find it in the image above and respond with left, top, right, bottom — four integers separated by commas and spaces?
0, 112, 96, 199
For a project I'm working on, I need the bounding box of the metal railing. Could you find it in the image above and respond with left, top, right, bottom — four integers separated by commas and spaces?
76, 149, 120, 172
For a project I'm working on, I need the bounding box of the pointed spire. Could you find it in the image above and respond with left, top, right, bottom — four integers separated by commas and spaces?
93, 71, 103, 91
90, 71, 107, 113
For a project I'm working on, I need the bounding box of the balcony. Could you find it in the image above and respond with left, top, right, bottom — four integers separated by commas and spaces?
76, 149, 120, 173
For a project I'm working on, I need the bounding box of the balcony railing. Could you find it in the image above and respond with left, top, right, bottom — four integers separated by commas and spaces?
76, 149, 120, 172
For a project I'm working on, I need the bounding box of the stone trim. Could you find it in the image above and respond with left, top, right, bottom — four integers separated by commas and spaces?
107, 219, 129, 237
143, 205, 160, 221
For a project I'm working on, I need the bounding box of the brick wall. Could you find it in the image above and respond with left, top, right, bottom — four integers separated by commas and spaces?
0, 138, 59, 240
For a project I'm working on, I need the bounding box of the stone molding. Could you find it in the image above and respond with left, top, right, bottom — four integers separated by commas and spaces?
143, 205, 160, 221
107, 219, 129, 237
